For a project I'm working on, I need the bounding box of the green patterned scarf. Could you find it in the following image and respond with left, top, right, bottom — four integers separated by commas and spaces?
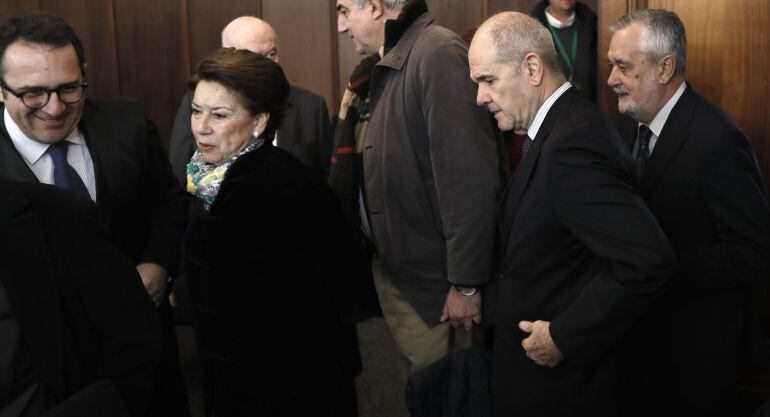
186, 138, 264, 210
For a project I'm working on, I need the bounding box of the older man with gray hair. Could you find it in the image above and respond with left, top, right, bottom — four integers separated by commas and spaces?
608, 10, 770, 417
469, 11, 674, 417
335, 0, 502, 383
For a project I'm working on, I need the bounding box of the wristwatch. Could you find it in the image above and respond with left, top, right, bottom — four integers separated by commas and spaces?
453, 285, 478, 296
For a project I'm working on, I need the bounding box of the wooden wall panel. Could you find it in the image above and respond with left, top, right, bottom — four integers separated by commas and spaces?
41, 0, 120, 98
112, 0, 188, 146
0, 1, 41, 21
427, 0, 485, 34
262, 0, 337, 113
186, 0, 260, 75
596, 0, 630, 125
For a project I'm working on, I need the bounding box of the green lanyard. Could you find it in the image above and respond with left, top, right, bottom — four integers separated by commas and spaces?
547, 23, 578, 81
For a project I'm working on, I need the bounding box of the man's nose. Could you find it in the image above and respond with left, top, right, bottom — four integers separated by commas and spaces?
41, 92, 67, 116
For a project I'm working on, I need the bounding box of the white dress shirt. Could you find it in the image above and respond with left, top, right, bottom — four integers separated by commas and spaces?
633, 81, 687, 158
527, 82, 573, 141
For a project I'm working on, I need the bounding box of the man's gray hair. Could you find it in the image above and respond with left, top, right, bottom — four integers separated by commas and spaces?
482, 12, 562, 75
350, 0, 409, 10
610, 9, 687, 74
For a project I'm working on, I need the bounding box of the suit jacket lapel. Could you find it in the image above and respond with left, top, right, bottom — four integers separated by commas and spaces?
0, 179, 65, 399
499, 87, 580, 250
79, 101, 118, 223
0, 107, 45, 183
640, 86, 695, 194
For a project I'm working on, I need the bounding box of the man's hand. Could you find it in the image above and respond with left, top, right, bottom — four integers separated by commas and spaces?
440, 287, 481, 329
136, 262, 168, 306
520, 320, 563, 367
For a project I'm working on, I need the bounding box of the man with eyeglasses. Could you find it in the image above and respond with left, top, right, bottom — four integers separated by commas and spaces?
0, 13, 190, 417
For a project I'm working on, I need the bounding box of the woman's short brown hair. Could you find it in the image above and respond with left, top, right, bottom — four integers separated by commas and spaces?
189, 47, 290, 139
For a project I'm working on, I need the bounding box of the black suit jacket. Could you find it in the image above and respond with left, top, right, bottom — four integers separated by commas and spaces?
619, 85, 770, 417
0, 178, 161, 417
0, 99, 188, 273
494, 88, 675, 417
169, 85, 331, 185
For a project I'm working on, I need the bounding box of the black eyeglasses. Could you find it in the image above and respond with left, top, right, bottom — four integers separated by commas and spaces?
0, 78, 88, 109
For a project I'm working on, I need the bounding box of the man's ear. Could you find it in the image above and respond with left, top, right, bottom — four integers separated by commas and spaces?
657, 54, 676, 84
368, 0, 384, 20
523, 52, 544, 86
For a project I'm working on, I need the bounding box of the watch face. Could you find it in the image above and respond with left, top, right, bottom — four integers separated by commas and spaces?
455, 286, 477, 296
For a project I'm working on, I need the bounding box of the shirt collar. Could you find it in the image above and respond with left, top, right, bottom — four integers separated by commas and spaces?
4, 108, 84, 165
528, 82, 572, 140
545, 9, 576, 28
644, 81, 687, 137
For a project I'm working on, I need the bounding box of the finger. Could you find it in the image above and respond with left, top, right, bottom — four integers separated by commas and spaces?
473, 311, 482, 324
464, 319, 473, 330
519, 321, 534, 333
521, 336, 534, 351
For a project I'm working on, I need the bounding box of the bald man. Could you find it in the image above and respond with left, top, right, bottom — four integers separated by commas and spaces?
169, 16, 331, 184
469, 12, 674, 417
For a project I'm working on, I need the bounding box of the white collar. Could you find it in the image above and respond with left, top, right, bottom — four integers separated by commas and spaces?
643, 81, 687, 137
528, 82, 572, 140
3, 108, 84, 165
545, 8, 576, 28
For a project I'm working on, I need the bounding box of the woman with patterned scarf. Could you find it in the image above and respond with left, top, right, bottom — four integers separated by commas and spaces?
182, 47, 360, 417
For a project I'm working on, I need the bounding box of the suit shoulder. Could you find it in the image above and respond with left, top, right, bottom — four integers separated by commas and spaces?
12, 181, 98, 221
289, 85, 325, 105
418, 23, 467, 52
565, 98, 612, 131
84, 98, 147, 123
687, 92, 747, 150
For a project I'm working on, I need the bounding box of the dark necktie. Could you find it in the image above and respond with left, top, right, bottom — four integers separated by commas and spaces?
520, 135, 533, 164
48, 140, 90, 199
635, 124, 652, 180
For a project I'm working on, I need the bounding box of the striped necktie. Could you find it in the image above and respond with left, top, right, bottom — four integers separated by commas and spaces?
635, 124, 652, 180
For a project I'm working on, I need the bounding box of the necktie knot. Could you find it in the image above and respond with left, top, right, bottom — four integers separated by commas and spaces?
47, 140, 90, 199
48, 140, 70, 165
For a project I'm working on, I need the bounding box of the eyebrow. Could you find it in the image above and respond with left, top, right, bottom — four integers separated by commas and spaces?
610, 57, 632, 67
472, 73, 495, 83
190, 103, 234, 112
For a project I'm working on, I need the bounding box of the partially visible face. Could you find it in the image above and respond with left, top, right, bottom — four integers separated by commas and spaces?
549, 0, 577, 14
469, 34, 538, 134
336, 0, 381, 55
0, 41, 85, 144
607, 22, 664, 123
223, 25, 280, 63
191, 80, 265, 165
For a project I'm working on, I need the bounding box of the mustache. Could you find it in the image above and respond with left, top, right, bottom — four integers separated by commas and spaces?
613, 86, 629, 95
